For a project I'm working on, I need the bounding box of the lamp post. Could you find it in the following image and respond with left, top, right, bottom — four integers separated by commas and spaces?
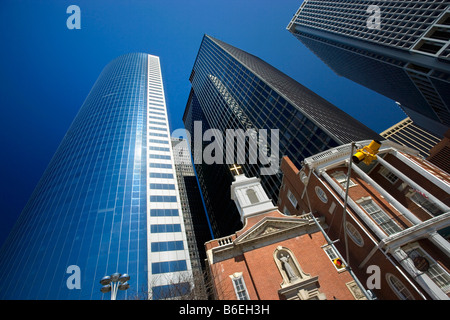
100, 273, 130, 300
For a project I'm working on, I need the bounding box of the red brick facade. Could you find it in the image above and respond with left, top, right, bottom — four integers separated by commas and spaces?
206, 195, 364, 300
278, 142, 450, 300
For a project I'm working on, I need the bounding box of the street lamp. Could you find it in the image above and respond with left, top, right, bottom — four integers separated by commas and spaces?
100, 273, 130, 300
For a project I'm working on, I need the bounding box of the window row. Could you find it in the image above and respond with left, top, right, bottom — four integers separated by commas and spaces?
151, 260, 187, 274
149, 183, 175, 190
149, 172, 173, 179
149, 139, 169, 145
150, 195, 177, 202
149, 154, 171, 160
151, 282, 190, 300
151, 241, 184, 252
149, 126, 167, 132
149, 146, 170, 152
150, 224, 182, 233
149, 163, 172, 169
150, 209, 179, 216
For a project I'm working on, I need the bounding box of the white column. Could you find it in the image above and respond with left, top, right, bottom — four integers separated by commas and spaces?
321, 170, 388, 240
391, 150, 450, 194
392, 248, 449, 300
351, 162, 422, 225
428, 231, 450, 258
377, 155, 450, 213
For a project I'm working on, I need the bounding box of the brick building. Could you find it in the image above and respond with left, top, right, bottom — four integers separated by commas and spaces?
427, 129, 450, 174
278, 140, 450, 300
204, 167, 368, 300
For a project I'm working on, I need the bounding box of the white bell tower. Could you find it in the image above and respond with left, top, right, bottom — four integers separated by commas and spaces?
229, 165, 278, 223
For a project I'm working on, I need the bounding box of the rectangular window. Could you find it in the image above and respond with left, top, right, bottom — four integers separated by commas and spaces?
150, 195, 177, 202
231, 275, 250, 300
323, 245, 344, 271
150, 224, 182, 233
149, 121, 166, 126
152, 282, 190, 300
149, 139, 168, 145
149, 146, 170, 152
149, 110, 165, 116
149, 154, 171, 160
151, 241, 184, 252
149, 126, 167, 132
408, 192, 443, 216
152, 260, 187, 274
148, 107, 165, 113
378, 166, 399, 184
150, 209, 179, 216
406, 246, 450, 293
149, 163, 172, 169
332, 171, 357, 188
149, 132, 168, 138
359, 199, 402, 235
149, 116, 166, 121
149, 183, 175, 190
149, 172, 173, 179
287, 189, 298, 208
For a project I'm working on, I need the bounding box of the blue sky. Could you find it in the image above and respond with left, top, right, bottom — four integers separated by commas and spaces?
0, 0, 406, 247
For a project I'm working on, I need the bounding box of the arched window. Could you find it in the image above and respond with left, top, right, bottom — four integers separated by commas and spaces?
246, 188, 259, 204
345, 222, 364, 247
386, 273, 415, 300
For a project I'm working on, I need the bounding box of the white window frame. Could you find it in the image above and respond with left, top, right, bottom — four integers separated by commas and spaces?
230, 272, 250, 300
287, 189, 298, 208
358, 198, 402, 236
345, 222, 364, 247
322, 245, 345, 272
315, 186, 328, 203
378, 166, 399, 184
405, 245, 450, 294
332, 171, 357, 189
283, 205, 291, 216
386, 273, 415, 300
407, 191, 443, 216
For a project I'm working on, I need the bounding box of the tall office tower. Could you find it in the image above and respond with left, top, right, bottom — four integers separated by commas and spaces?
381, 117, 441, 158
171, 137, 211, 276
183, 35, 382, 238
287, 1, 450, 137
0, 53, 193, 300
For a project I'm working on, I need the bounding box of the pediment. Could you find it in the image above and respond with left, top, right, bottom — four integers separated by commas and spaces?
234, 216, 312, 245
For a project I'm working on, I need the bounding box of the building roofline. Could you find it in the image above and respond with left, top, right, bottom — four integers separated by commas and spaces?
303, 139, 420, 171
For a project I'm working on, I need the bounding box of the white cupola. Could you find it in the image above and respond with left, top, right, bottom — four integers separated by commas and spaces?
230, 171, 277, 223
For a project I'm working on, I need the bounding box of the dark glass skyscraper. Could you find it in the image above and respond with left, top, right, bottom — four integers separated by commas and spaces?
183, 35, 381, 238
287, 0, 450, 137
0, 53, 193, 300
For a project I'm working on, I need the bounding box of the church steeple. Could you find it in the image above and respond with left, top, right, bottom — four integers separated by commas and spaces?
229, 165, 278, 223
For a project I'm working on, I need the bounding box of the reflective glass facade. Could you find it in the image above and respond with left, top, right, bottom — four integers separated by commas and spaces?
183, 35, 381, 238
0, 53, 192, 299
287, 0, 450, 137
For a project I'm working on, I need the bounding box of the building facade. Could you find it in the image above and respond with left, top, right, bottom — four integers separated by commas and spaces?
380, 116, 441, 158
278, 140, 450, 299
287, 1, 450, 137
427, 128, 450, 174
183, 34, 382, 239
205, 172, 366, 300
0, 53, 193, 300
171, 137, 212, 275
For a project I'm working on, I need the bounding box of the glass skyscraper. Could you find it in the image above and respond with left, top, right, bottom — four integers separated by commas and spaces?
183, 35, 382, 238
287, 0, 450, 137
0, 53, 193, 300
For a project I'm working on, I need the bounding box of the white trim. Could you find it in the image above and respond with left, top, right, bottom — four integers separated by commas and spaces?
386, 273, 415, 300
229, 272, 250, 300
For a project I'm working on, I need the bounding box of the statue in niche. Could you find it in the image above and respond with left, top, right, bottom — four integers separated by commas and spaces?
279, 253, 298, 282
